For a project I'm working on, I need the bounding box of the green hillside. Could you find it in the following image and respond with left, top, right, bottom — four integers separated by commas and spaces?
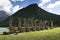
0, 4, 60, 27
0, 27, 60, 40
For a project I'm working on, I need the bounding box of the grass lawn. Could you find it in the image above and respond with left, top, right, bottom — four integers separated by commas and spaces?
0, 27, 60, 40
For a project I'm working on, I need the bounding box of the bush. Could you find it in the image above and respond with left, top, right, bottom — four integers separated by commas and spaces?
3, 32, 9, 35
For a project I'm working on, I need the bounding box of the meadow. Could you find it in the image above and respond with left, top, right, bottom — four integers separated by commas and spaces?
0, 27, 60, 40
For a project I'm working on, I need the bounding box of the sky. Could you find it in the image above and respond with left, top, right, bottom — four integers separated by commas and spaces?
0, 0, 60, 15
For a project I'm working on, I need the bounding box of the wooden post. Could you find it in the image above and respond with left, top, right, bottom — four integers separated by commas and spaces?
18, 17, 22, 33
23, 18, 29, 32
30, 18, 35, 31
39, 20, 44, 30
9, 17, 15, 33
50, 21, 53, 29
34, 19, 40, 31
9, 17, 13, 27
27, 18, 30, 27
27, 18, 31, 31
42, 21, 45, 30
44, 21, 48, 30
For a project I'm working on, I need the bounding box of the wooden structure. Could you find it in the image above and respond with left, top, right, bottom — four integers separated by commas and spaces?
9, 17, 54, 33
18, 18, 22, 32
9, 17, 16, 33
50, 21, 53, 29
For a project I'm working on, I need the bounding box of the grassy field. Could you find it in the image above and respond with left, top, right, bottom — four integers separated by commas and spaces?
0, 27, 60, 40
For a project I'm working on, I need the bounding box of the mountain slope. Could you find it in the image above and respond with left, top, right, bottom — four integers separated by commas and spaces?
0, 10, 9, 23
0, 4, 60, 27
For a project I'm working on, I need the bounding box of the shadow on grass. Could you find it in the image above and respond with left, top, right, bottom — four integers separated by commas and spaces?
0, 32, 18, 35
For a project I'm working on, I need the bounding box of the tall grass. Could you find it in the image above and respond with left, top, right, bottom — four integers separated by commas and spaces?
0, 27, 60, 40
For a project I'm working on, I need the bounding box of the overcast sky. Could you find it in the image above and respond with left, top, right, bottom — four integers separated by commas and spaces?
0, 0, 60, 15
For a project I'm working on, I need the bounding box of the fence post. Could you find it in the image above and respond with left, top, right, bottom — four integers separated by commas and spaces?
50, 21, 53, 29
23, 18, 30, 32
30, 18, 36, 31
18, 17, 23, 33
34, 19, 40, 31
39, 20, 45, 30
44, 21, 48, 30
9, 17, 15, 33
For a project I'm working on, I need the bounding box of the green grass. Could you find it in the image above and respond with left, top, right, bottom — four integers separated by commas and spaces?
0, 27, 60, 40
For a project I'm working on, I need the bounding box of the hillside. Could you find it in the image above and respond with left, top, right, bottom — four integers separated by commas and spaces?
0, 10, 9, 22
0, 27, 60, 40
0, 4, 60, 27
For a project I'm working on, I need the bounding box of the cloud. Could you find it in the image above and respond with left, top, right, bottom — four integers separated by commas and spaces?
47, 1, 60, 8
0, 0, 13, 13
11, 0, 25, 2
12, 5, 23, 13
38, 0, 51, 7
0, 0, 23, 15
48, 9, 60, 15
11, 0, 16, 2
18, 0, 24, 2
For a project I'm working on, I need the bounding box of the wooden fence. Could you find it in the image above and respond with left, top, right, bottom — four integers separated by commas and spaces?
9, 17, 53, 33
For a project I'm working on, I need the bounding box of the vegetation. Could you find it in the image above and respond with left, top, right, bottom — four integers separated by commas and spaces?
0, 4, 60, 27
0, 27, 60, 40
